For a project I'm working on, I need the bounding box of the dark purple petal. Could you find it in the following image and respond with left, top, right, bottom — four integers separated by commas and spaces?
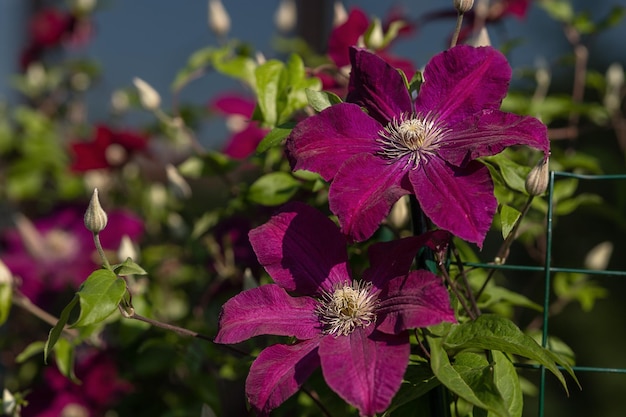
247, 339, 321, 416
437, 109, 550, 167
286, 103, 381, 181
215, 284, 320, 343
415, 45, 511, 126
329, 153, 410, 242
376, 270, 457, 334
364, 230, 452, 290
346, 47, 413, 125
249, 202, 351, 295
319, 327, 409, 417
410, 159, 496, 247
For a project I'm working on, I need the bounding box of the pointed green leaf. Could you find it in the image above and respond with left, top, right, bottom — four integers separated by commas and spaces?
0, 280, 12, 325
427, 335, 511, 417
16, 341, 45, 363
305, 88, 342, 113
247, 172, 300, 206
383, 361, 440, 415
254, 60, 285, 126
44, 294, 79, 363
113, 257, 148, 276
54, 337, 79, 383
492, 351, 523, 417
72, 269, 126, 328
500, 205, 521, 239
256, 122, 295, 153
443, 315, 575, 393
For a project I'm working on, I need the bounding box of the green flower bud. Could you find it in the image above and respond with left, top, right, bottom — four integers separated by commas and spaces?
84, 188, 108, 233
133, 77, 161, 111
525, 157, 550, 196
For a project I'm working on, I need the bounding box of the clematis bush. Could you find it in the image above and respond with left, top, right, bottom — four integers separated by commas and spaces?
2, 1, 626, 417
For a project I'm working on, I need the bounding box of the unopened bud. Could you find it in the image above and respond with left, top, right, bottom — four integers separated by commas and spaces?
454, 0, 474, 13
117, 235, 138, 263
366, 18, 384, 50
165, 164, 192, 199
604, 63, 624, 115
470, 27, 491, 47
525, 157, 550, 196
274, 0, 297, 33
0, 259, 12, 286
208, 0, 230, 37
333, 1, 348, 27
84, 188, 108, 233
133, 77, 161, 111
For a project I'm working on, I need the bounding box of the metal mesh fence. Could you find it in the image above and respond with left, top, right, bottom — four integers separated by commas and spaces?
464, 171, 626, 417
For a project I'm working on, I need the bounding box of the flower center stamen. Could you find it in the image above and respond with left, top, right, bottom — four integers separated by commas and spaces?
376, 112, 448, 169
316, 280, 378, 336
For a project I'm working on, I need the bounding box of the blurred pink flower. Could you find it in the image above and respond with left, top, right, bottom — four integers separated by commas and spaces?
209, 94, 269, 159
23, 349, 133, 417
1, 206, 143, 305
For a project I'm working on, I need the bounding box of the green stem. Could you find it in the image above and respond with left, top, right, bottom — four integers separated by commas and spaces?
92, 232, 111, 271
450, 12, 464, 48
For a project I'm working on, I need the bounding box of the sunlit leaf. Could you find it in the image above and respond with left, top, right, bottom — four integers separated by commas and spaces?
72, 269, 126, 328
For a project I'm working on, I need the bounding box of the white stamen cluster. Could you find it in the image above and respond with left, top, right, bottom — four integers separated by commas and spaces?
377, 112, 449, 169
316, 280, 378, 336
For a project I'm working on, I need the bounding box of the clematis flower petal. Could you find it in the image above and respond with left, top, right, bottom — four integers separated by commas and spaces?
287, 103, 382, 181
327, 8, 370, 68
346, 47, 413, 125
410, 159, 496, 247
249, 202, 351, 295
364, 231, 451, 290
438, 109, 550, 167
376, 271, 457, 334
247, 339, 321, 417
319, 327, 409, 417
215, 284, 320, 343
414, 45, 511, 126
329, 153, 410, 242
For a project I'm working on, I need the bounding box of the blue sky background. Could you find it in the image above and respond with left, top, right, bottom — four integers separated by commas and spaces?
1, 0, 625, 148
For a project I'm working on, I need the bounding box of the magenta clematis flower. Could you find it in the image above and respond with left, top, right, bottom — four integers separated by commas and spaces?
209, 94, 269, 159
215, 202, 455, 416
0, 206, 143, 306
287, 45, 549, 246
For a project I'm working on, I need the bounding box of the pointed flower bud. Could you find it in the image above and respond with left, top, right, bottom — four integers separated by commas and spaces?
274, 0, 297, 33
0, 259, 12, 287
333, 0, 348, 27
454, 0, 474, 13
133, 77, 161, 111
365, 18, 385, 50
84, 188, 108, 233
208, 0, 231, 37
525, 157, 550, 196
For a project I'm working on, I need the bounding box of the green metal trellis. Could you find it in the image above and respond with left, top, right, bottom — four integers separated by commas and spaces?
466, 171, 626, 417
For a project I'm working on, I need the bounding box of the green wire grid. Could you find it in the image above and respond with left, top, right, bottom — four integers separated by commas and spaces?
464, 171, 626, 417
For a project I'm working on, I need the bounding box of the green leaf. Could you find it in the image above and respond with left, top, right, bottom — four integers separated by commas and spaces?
0, 280, 12, 326
256, 122, 295, 153
492, 351, 523, 417
16, 341, 45, 363
383, 361, 440, 415
539, 0, 574, 23
443, 315, 575, 393
247, 172, 300, 206
483, 155, 531, 193
44, 295, 79, 363
499, 205, 521, 239
54, 337, 79, 383
305, 88, 342, 113
113, 257, 148, 276
427, 335, 511, 417
254, 60, 285, 126
72, 269, 126, 328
